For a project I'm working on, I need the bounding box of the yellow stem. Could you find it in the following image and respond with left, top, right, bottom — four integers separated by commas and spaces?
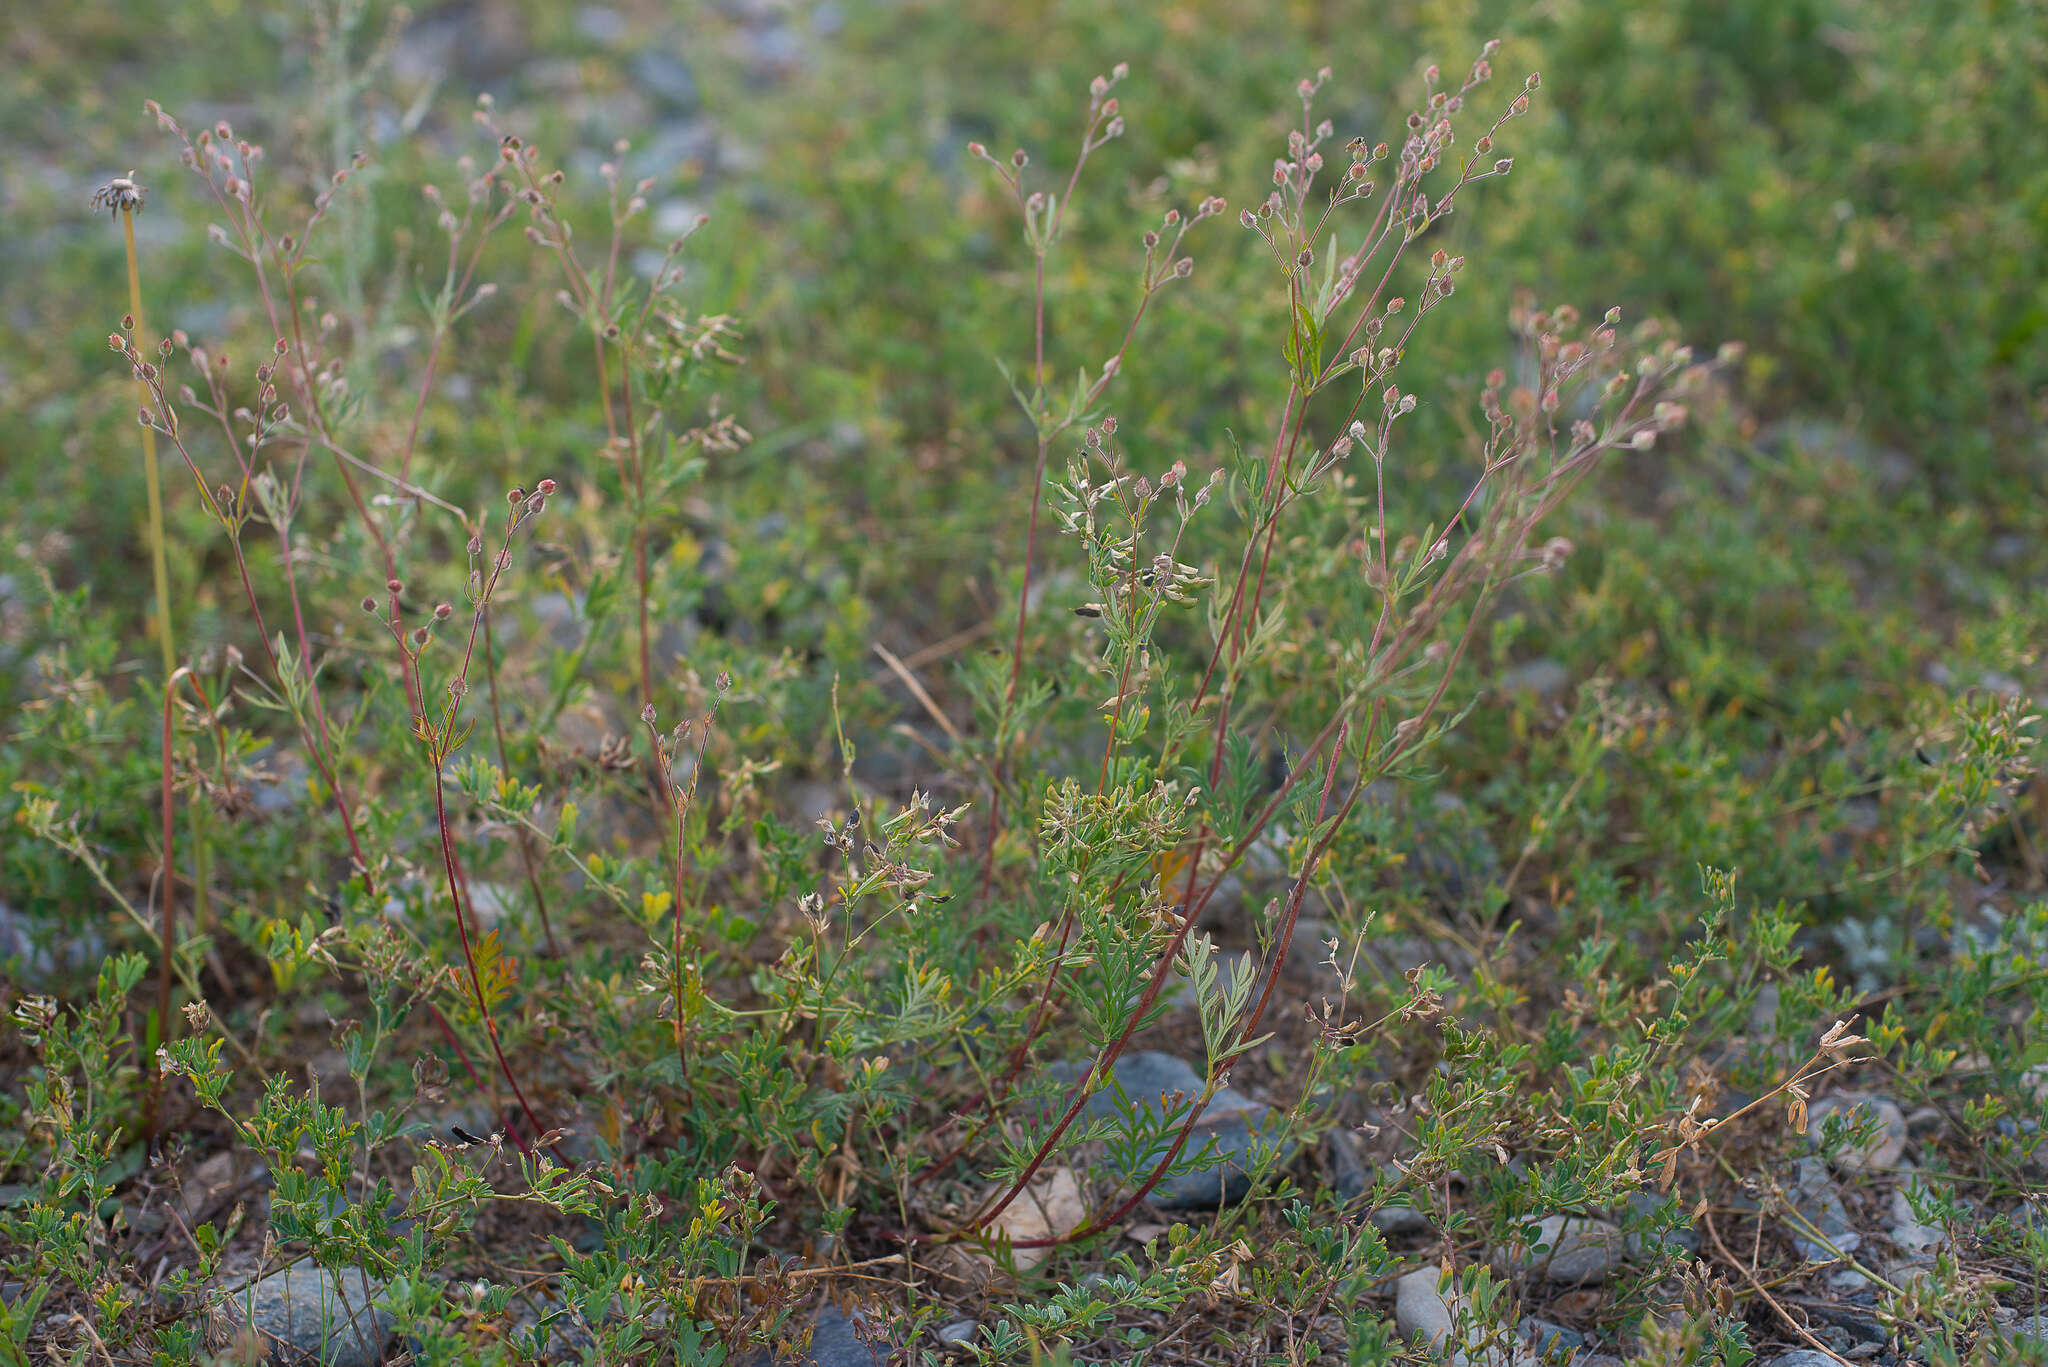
123, 206, 209, 937
122, 206, 175, 678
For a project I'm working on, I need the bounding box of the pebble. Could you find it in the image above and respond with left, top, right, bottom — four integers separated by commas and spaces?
1492, 1214, 1625, 1286
1498, 657, 1573, 701
936, 1318, 977, 1345
1394, 1267, 1456, 1349
1324, 1129, 1430, 1232
1623, 1189, 1701, 1257
1517, 1316, 1584, 1351
1393, 1267, 1539, 1366
629, 48, 699, 111
0, 900, 105, 987
1043, 1052, 1293, 1210
212, 1265, 394, 1367
742, 1307, 878, 1366
1764, 1354, 1842, 1367
1787, 1158, 1862, 1262
1806, 1094, 1908, 1171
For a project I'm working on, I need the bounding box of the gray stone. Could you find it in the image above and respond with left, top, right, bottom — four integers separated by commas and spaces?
1493, 1214, 1625, 1285
1764, 1354, 1840, 1367
249, 746, 309, 816
0, 901, 104, 987
936, 1319, 977, 1346
2016, 1315, 2048, 1345
574, 6, 627, 44
1498, 657, 1572, 701
1807, 1094, 1908, 1172
745, 1307, 880, 1366
1622, 1189, 1701, 1256
1328, 1132, 1431, 1233
629, 49, 699, 111
465, 882, 517, 930
1394, 1267, 1455, 1349
1393, 1269, 1536, 1367
529, 592, 587, 650
1517, 1316, 1584, 1351
631, 118, 718, 182
1786, 1157, 1862, 1262
1764, 418, 1916, 496
211, 1265, 394, 1367
1043, 1051, 1292, 1209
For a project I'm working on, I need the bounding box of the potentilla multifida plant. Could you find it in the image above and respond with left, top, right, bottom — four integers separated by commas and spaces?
941, 46, 1737, 1252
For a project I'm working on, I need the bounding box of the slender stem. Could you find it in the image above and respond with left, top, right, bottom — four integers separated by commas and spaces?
482, 608, 559, 955
123, 208, 175, 680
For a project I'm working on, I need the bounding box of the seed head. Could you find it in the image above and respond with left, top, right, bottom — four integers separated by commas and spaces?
361, 596, 378, 612
90, 174, 147, 217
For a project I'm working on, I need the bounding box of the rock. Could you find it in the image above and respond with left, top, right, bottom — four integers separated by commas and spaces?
1394, 1267, 1456, 1349
1622, 1190, 1701, 1257
1518, 1316, 1584, 1352
1357, 782, 1502, 914
982, 1166, 1086, 1274
210, 1265, 394, 1367
752, 1307, 881, 1366
506, 1294, 597, 1358
632, 118, 719, 182
1498, 657, 1573, 702
1885, 1255, 1939, 1290
2015, 1315, 2048, 1345
1043, 1052, 1293, 1210
790, 780, 850, 830
1394, 1268, 1536, 1367
1325, 1129, 1430, 1232
465, 882, 517, 930
1493, 1215, 1625, 1286
174, 1151, 247, 1224
1372, 1201, 1431, 1236
0, 900, 105, 987
1806, 1301, 1887, 1345
1763, 1354, 1840, 1367
936, 1319, 977, 1346
1763, 418, 1916, 496
573, 6, 626, 45
629, 48, 699, 111
1807, 1094, 1908, 1172
1326, 1126, 1371, 1200
1886, 1184, 1943, 1253
528, 592, 586, 650
391, 2, 529, 88
249, 745, 309, 816
1786, 1158, 1861, 1262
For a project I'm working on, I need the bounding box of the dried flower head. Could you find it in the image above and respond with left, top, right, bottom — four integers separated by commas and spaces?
90, 174, 147, 217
